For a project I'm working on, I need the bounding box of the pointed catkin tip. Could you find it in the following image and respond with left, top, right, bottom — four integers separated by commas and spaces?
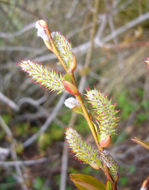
63, 81, 79, 95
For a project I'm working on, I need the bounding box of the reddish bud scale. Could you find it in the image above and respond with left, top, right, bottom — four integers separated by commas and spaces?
100, 136, 111, 148
38, 20, 48, 29
63, 81, 79, 95
69, 54, 77, 72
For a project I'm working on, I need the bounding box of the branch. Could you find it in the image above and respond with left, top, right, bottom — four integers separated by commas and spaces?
0, 116, 28, 190
0, 157, 50, 167
23, 92, 68, 148
0, 22, 35, 38
0, 92, 19, 112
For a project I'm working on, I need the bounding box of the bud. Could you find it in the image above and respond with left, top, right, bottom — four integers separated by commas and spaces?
69, 54, 77, 72
100, 135, 111, 148
35, 20, 52, 51
64, 97, 79, 109
38, 20, 48, 28
63, 81, 79, 95
35, 20, 50, 41
141, 176, 149, 190
145, 57, 149, 66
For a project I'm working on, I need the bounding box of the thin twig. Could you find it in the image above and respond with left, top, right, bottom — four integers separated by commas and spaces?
0, 116, 28, 190
23, 92, 68, 148
59, 142, 68, 190
0, 46, 46, 53
0, 92, 19, 112
0, 157, 50, 167
0, 22, 35, 38
34, 11, 149, 63
59, 113, 78, 190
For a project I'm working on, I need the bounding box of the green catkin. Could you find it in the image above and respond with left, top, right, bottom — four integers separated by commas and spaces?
51, 32, 73, 70
85, 89, 119, 140
100, 150, 118, 181
19, 60, 64, 94
66, 128, 102, 169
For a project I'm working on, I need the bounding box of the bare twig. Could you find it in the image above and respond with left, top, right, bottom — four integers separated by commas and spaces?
0, 92, 19, 112
59, 112, 78, 190
0, 157, 50, 167
0, 116, 28, 190
0, 147, 10, 160
65, 0, 79, 19
0, 46, 46, 53
0, 22, 35, 38
100, 11, 149, 44
79, 0, 100, 93
23, 92, 68, 148
18, 96, 46, 107
59, 142, 68, 190
34, 11, 149, 63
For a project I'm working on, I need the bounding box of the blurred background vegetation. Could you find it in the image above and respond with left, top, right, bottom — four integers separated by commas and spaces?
0, 0, 149, 189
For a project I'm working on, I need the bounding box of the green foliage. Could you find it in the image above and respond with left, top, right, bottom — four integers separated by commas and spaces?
136, 88, 144, 98
38, 123, 64, 150
38, 133, 53, 150
33, 177, 51, 190
70, 174, 106, 190
81, 166, 92, 175
0, 176, 17, 190
0, 130, 5, 140
128, 165, 136, 174
74, 115, 90, 135
50, 127, 64, 141
69, 167, 79, 174
2, 114, 11, 124
135, 113, 147, 124
66, 186, 73, 190
33, 177, 43, 190
55, 174, 60, 186
141, 100, 149, 110
119, 177, 128, 186
118, 91, 136, 119
15, 123, 29, 138
15, 142, 24, 154
60, 111, 71, 123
